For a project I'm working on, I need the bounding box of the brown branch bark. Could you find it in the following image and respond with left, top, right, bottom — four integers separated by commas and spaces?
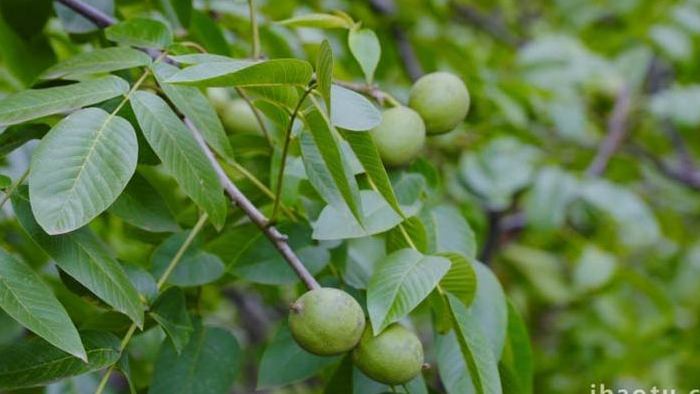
367, 0, 424, 81
646, 55, 698, 179
185, 119, 321, 290
626, 145, 700, 190
56, 0, 116, 27
450, 1, 523, 47
334, 80, 399, 106
586, 85, 632, 176
55, 0, 321, 291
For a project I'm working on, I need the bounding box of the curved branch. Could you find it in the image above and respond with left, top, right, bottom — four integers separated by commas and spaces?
368, 0, 424, 81
335, 80, 401, 107
450, 1, 523, 47
186, 119, 320, 290
55, 0, 321, 292
56, 0, 116, 27
586, 85, 632, 176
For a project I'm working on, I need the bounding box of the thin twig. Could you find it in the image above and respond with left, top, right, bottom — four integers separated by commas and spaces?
186, 118, 321, 290
450, 1, 523, 47
156, 214, 209, 289
479, 209, 502, 264
94, 324, 137, 394
586, 85, 632, 176
390, 26, 423, 81
271, 86, 314, 222
95, 214, 208, 394
626, 145, 700, 190
57, 0, 116, 26
226, 160, 298, 221
646, 56, 697, 174
334, 80, 401, 107
235, 87, 272, 145
367, 0, 423, 81
0, 168, 29, 212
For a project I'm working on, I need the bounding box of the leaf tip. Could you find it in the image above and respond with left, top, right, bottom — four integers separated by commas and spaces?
73, 348, 89, 363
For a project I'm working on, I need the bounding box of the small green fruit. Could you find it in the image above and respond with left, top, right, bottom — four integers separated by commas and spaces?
370, 106, 426, 166
289, 288, 366, 356
206, 87, 230, 110
352, 324, 424, 385
408, 71, 470, 135
220, 99, 261, 134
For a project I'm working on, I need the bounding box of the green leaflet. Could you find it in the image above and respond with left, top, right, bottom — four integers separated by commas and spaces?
367, 248, 451, 334
152, 61, 235, 161
0, 330, 120, 390
316, 40, 333, 115
166, 58, 313, 88
149, 322, 241, 394
105, 17, 173, 49
348, 28, 381, 84
444, 293, 502, 394
0, 76, 129, 127
29, 107, 138, 234
0, 248, 85, 360
12, 188, 145, 328
40, 47, 152, 80
130, 91, 227, 229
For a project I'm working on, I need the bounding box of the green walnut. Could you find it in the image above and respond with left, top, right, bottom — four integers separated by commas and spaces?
370, 106, 426, 166
408, 71, 470, 134
206, 87, 230, 110
352, 324, 424, 385
220, 99, 261, 134
289, 288, 366, 356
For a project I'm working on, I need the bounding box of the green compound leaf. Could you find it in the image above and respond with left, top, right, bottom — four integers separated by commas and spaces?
0, 248, 85, 361
29, 107, 137, 234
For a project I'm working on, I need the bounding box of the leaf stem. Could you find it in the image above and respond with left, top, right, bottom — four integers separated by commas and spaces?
226, 160, 298, 221
248, 0, 261, 59
94, 364, 115, 394
0, 168, 29, 212
156, 213, 209, 290
235, 87, 272, 145
94, 323, 138, 393
112, 60, 159, 116
398, 223, 418, 250
95, 214, 208, 394
270, 86, 315, 222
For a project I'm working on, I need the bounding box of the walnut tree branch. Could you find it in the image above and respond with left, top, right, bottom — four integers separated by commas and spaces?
55, 0, 321, 291
586, 85, 632, 176
368, 0, 424, 81
186, 120, 320, 290
626, 144, 700, 190
647, 55, 698, 177
334, 80, 401, 107
450, 1, 523, 47
56, 0, 116, 26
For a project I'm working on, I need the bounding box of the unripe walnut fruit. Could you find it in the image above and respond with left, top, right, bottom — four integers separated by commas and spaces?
408, 71, 470, 134
289, 288, 366, 356
352, 324, 424, 385
370, 106, 426, 167
220, 99, 261, 134
206, 87, 230, 110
